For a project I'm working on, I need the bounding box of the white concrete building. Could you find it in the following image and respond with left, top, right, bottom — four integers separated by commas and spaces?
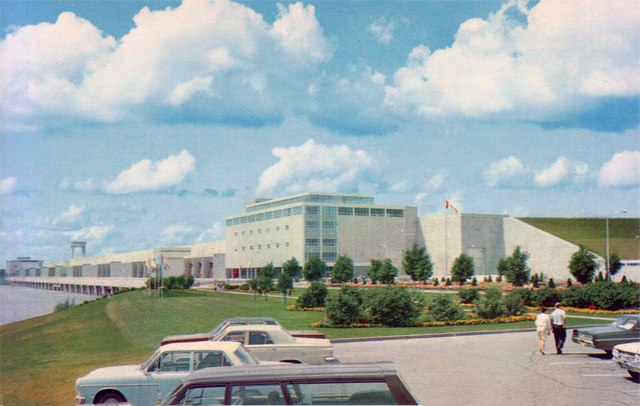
224, 193, 418, 278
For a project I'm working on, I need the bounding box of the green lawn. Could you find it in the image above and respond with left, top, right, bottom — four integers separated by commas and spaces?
0, 289, 615, 406
518, 217, 640, 259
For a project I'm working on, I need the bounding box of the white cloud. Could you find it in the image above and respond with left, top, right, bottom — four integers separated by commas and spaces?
197, 221, 225, 242
64, 225, 113, 242
161, 223, 195, 245
0, 177, 18, 195
54, 205, 84, 225
256, 139, 375, 195
534, 157, 589, 187
483, 156, 528, 187
370, 17, 394, 45
384, 0, 640, 119
3, 0, 332, 125
598, 150, 640, 187
105, 150, 195, 194
60, 177, 97, 192
423, 173, 445, 192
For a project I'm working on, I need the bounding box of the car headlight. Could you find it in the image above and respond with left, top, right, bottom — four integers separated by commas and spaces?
613, 348, 619, 357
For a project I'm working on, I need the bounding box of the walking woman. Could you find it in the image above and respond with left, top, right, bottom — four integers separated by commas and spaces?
535, 306, 551, 355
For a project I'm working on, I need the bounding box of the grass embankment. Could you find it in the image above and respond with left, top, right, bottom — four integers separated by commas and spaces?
518, 217, 640, 259
0, 289, 615, 406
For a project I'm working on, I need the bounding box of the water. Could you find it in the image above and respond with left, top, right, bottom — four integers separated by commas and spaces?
0, 285, 99, 325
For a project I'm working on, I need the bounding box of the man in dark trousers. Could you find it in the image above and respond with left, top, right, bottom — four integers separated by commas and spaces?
550, 302, 567, 354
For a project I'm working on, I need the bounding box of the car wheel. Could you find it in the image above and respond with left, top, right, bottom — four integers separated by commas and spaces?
94, 391, 126, 404
629, 371, 640, 382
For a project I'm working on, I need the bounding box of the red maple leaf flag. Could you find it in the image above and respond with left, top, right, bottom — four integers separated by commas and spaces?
445, 199, 459, 214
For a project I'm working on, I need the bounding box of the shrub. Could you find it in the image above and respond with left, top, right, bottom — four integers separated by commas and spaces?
562, 285, 591, 308
508, 288, 536, 306
54, 298, 75, 313
428, 295, 465, 322
339, 285, 363, 306
296, 282, 328, 309
368, 287, 419, 327
504, 290, 527, 316
562, 282, 640, 310
548, 278, 556, 288
458, 289, 480, 304
534, 287, 562, 307
474, 288, 506, 319
325, 289, 362, 326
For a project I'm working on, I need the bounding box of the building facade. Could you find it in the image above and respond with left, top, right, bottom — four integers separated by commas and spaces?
224, 193, 418, 278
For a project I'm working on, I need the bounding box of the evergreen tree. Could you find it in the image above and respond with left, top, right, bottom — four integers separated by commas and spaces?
303, 256, 326, 281
568, 245, 598, 284
403, 244, 433, 283
332, 255, 354, 283
378, 258, 398, 285
497, 246, 531, 287
368, 259, 382, 284
451, 253, 474, 286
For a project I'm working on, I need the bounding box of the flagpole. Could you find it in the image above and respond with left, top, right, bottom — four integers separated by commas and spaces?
445, 207, 448, 277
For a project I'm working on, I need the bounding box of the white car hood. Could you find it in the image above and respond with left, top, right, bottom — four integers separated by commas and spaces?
77, 364, 143, 385
615, 342, 640, 353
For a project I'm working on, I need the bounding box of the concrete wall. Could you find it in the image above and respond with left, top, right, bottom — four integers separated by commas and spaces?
503, 217, 601, 281
420, 214, 462, 276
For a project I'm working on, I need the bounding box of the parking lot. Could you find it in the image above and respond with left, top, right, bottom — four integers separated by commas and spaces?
333, 330, 639, 406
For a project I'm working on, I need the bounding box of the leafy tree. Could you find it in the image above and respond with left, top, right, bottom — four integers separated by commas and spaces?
277, 258, 299, 302
378, 258, 398, 285
451, 253, 474, 286
568, 245, 598, 284
255, 262, 275, 300
497, 246, 531, 287
403, 244, 433, 283
303, 256, 326, 281
368, 259, 382, 284
331, 255, 354, 283
609, 253, 623, 279
428, 295, 465, 322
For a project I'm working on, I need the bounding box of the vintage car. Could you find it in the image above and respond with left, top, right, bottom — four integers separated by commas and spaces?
572, 314, 640, 354
161, 317, 325, 346
165, 362, 419, 405
212, 325, 336, 364
612, 342, 640, 381
75, 341, 275, 405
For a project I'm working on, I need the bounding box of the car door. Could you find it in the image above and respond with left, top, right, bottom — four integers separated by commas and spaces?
246, 330, 278, 361
146, 350, 193, 404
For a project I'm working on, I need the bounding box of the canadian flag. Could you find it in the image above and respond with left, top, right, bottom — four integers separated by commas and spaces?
445, 199, 459, 214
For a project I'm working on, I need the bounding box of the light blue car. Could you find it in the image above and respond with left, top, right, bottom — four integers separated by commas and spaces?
75, 341, 268, 405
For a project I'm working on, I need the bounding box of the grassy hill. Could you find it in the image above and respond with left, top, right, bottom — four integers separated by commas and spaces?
518, 217, 640, 259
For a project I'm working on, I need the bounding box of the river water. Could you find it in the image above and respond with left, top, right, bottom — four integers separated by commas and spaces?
0, 285, 99, 325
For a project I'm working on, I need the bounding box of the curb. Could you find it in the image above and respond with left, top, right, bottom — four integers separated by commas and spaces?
329, 324, 607, 344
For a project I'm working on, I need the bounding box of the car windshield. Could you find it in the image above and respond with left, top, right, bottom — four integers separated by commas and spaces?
140, 348, 161, 371
612, 316, 638, 330
235, 346, 259, 366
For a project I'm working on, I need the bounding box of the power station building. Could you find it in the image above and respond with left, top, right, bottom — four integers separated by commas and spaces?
8, 191, 635, 288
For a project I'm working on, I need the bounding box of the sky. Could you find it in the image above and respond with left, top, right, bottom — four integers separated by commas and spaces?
1, 0, 639, 265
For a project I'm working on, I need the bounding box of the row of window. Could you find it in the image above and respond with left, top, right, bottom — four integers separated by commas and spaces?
233, 225, 289, 238
227, 205, 404, 227
235, 242, 290, 252
245, 193, 374, 213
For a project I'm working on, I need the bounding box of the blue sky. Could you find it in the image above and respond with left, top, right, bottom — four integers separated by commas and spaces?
1, 0, 639, 265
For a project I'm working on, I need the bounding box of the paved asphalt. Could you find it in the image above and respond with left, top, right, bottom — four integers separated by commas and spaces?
333, 330, 639, 406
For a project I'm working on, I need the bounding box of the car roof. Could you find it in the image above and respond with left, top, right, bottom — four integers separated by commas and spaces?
222, 317, 279, 324
220, 324, 286, 333
159, 340, 242, 352
181, 362, 400, 385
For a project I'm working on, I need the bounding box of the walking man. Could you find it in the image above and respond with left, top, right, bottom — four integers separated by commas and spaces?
550, 302, 567, 354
